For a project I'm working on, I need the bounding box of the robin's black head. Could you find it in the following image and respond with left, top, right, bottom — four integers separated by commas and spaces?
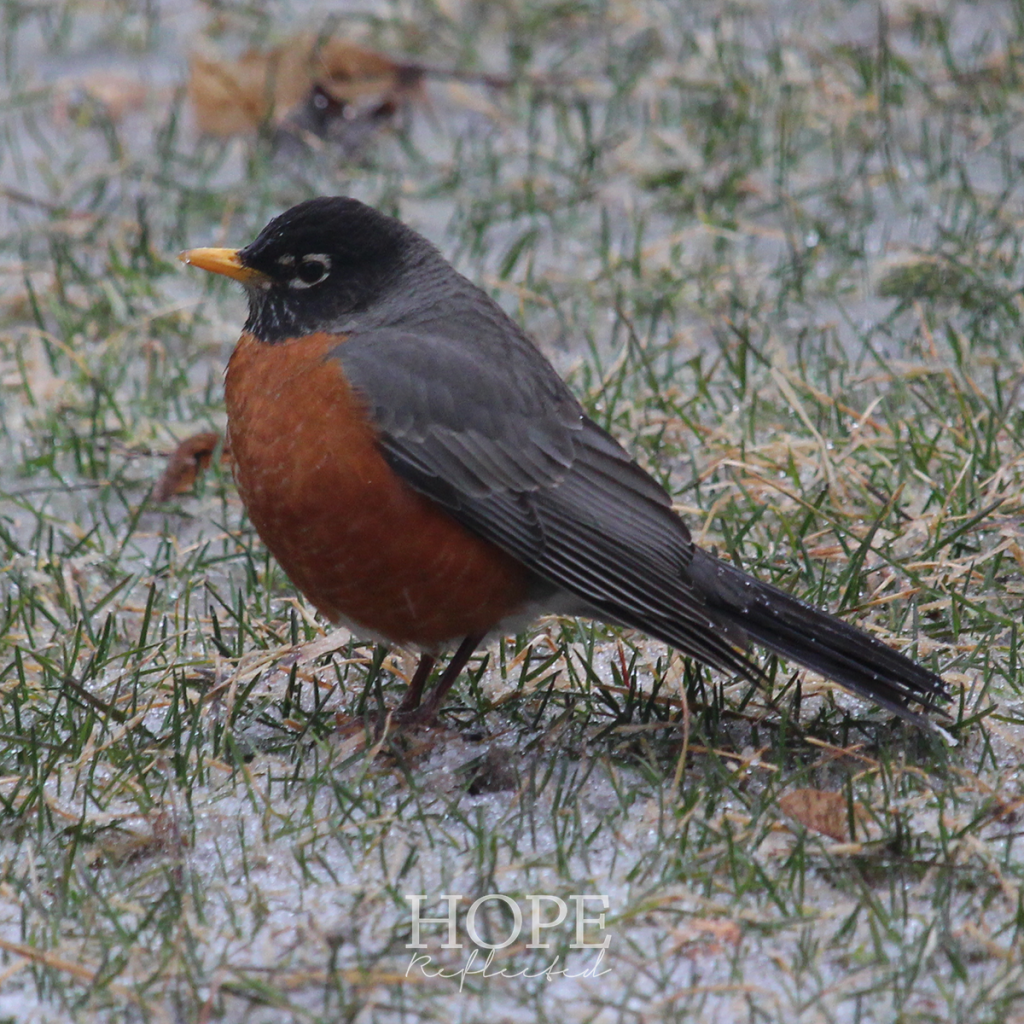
182, 197, 419, 343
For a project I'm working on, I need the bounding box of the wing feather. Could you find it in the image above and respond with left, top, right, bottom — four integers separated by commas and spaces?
334, 328, 751, 674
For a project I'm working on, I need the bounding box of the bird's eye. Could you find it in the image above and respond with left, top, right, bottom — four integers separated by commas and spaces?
290, 254, 332, 289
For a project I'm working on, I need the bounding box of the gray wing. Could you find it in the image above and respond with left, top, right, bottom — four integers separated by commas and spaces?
332, 328, 753, 674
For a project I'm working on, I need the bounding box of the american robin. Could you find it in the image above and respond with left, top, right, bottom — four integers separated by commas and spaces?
181, 196, 950, 727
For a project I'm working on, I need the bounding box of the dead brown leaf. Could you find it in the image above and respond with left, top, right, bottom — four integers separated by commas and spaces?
152, 431, 230, 502
54, 72, 150, 124
779, 787, 863, 842
187, 35, 419, 138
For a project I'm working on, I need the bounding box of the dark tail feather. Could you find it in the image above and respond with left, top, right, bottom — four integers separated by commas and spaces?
689, 549, 950, 726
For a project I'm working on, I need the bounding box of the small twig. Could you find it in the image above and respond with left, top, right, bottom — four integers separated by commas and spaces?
0, 185, 87, 218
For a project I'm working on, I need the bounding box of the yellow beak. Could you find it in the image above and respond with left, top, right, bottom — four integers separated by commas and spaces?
179, 247, 270, 286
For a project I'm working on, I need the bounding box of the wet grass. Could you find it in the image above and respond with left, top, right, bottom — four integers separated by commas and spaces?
1, 0, 1023, 1021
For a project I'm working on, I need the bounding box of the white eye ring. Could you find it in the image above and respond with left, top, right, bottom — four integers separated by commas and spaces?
289, 253, 332, 290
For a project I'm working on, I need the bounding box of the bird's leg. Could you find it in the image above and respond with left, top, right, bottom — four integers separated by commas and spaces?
396, 653, 437, 714
394, 633, 485, 725
418, 633, 485, 717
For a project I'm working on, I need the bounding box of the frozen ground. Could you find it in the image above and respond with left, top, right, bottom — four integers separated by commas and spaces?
1, 0, 1023, 1021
